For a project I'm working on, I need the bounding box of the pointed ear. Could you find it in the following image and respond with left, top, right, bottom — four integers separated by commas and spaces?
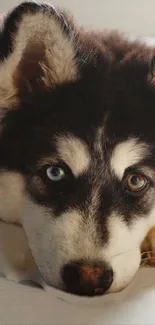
0, 2, 78, 109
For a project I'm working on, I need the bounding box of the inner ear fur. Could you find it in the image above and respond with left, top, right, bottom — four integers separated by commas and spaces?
0, 2, 78, 109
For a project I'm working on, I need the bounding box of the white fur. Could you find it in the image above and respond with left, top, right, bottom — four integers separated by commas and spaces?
105, 207, 155, 292
110, 138, 148, 179
56, 134, 91, 176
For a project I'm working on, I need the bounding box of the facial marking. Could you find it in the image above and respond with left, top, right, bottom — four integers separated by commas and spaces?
56, 135, 91, 176
110, 138, 148, 179
94, 127, 104, 156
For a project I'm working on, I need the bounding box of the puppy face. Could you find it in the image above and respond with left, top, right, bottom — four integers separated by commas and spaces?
0, 2, 155, 296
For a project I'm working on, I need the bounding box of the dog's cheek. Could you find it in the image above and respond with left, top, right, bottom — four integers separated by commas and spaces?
21, 198, 55, 281
21, 197, 71, 288
0, 171, 25, 224
108, 248, 141, 293
105, 212, 155, 292
21, 200, 102, 288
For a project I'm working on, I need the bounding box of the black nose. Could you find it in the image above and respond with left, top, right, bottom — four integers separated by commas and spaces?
62, 262, 113, 296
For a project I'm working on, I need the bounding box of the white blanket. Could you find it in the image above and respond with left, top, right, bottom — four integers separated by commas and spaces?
0, 267, 154, 325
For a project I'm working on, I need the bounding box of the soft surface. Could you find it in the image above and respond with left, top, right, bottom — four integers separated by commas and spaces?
0, 268, 155, 325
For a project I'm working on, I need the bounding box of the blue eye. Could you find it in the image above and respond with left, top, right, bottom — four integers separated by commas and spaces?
46, 166, 65, 181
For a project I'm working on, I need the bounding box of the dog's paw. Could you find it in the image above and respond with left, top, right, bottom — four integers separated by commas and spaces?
6, 269, 44, 287
6, 270, 27, 283
141, 227, 155, 266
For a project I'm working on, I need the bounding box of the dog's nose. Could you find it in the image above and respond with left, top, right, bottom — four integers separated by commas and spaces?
62, 262, 113, 296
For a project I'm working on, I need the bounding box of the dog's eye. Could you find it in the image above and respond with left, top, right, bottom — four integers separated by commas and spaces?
125, 173, 148, 192
46, 166, 65, 181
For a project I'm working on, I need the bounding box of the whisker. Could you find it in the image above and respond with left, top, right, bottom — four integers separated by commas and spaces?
108, 247, 155, 264
141, 250, 155, 255
110, 246, 139, 259
141, 257, 154, 261
140, 259, 155, 265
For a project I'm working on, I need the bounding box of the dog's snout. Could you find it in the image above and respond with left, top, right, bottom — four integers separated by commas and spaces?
62, 262, 113, 296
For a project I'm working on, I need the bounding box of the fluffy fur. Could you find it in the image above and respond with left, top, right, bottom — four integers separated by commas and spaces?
0, 1, 155, 296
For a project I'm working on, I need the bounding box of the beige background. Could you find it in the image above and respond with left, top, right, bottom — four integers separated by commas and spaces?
1, 0, 155, 37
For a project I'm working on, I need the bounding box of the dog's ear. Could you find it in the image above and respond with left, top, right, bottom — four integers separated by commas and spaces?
0, 2, 78, 110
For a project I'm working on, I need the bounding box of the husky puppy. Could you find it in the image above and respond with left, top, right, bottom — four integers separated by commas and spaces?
0, 1, 155, 296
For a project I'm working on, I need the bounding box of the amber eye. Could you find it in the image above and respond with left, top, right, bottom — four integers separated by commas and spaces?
126, 174, 148, 192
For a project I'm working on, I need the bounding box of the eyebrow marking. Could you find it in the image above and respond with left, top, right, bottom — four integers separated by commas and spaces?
56, 134, 91, 176
110, 138, 148, 179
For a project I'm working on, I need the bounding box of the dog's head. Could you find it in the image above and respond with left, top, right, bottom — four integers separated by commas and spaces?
0, 2, 155, 296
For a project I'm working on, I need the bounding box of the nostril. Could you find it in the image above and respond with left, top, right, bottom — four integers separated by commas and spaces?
99, 268, 114, 291
62, 263, 80, 289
